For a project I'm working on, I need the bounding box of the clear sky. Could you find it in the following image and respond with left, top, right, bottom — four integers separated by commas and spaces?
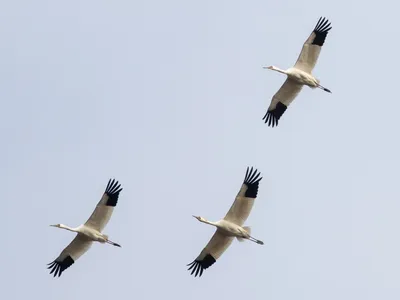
1, 0, 400, 299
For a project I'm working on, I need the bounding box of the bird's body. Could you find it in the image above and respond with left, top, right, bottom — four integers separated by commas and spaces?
187, 167, 263, 277
263, 17, 332, 127
197, 218, 257, 241
57, 224, 109, 243
269, 66, 321, 87
78, 225, 106, 242
215, 219, 247, 237
286, 68, 320, 87
47, 179, 123, 277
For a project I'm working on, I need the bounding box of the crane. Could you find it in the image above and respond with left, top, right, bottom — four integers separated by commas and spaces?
47, 179, 123, 277
263, 17, 332, 127
187, 167, 263, 277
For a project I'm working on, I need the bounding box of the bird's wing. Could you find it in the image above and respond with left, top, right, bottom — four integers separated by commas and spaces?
263, 78, 303, 127
187, 230, 234, 277
47, 234, 93, 277
84, 179, 123, 232
223, 167, 262, 226
294, 17, 332, 73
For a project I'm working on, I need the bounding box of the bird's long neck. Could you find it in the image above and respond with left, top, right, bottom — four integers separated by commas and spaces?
272, 66, 287, 75
200, 218, 218, 227
60, 224, 79, 233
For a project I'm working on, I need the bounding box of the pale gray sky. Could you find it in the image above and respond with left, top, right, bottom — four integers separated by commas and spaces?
1, 0, 400, 299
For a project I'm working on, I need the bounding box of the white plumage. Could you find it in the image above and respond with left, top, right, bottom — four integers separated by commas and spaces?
263, 17, 332, 127
187, 167, 263, 277
47, 179, 123, 277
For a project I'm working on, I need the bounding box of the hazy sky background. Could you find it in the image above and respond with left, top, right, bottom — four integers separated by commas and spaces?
1, 0, 400, 299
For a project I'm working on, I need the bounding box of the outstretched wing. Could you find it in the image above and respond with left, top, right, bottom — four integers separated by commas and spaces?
187, 230, 234, 277
84, 179, 123, 232
263, 79, 303, 127
294, 17, 332, 73
47, 234, 93, 277
224, 167, 262, 226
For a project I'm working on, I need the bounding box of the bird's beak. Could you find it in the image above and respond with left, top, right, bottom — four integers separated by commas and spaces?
192, 215, 196, 218
49, 224, 57, 227
262, 66, 268, 69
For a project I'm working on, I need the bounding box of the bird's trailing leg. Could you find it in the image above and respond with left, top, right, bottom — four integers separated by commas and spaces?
249, 236, 264, 245
317, 84, 332, 93
106, 239, 121, 247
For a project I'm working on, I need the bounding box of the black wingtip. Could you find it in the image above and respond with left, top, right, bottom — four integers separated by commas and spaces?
187, 260, 204, 277
187, 254, 216, 277
262, 111, 278, 127
243, 167, 262, 198
105, 179, 123, 207
263, 102, 287, 127
47, 256, 74, 278
314, 17, 332, 32
312, 17, 332, 46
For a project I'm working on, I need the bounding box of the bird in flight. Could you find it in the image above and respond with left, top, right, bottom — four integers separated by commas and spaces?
48, 179, 123, 277
263, 17, 332, 127
187, 167, 263, 277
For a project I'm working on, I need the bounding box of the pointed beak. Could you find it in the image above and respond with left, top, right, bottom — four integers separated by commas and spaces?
49, 224, 56, 227
262, 66, 268, 69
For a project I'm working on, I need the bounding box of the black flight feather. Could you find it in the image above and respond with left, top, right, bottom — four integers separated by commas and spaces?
187, 254, 216, 277
47, 256, 74, 277
104, 179, 123, 207
262, 102, 287, 127
312, 17, 332, 46
243, 167, 262, 198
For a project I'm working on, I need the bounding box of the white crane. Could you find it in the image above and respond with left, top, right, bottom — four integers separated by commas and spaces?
187, 167, 263, 277
263, 17, 332, 127
47, 179, 123, 277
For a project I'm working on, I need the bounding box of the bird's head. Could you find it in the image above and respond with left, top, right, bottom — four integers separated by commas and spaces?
263, 65, 275, 70
192, 215, 205, 222
49, 224, 62, 228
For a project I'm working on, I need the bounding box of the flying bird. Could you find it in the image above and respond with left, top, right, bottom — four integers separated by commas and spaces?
263, 17, 332, 127
47, 179, 123, 277
187, 167, 263, 277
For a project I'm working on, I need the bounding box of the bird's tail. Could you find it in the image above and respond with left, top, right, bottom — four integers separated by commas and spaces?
237, 226, 252, 242
243, 226, 251, 235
